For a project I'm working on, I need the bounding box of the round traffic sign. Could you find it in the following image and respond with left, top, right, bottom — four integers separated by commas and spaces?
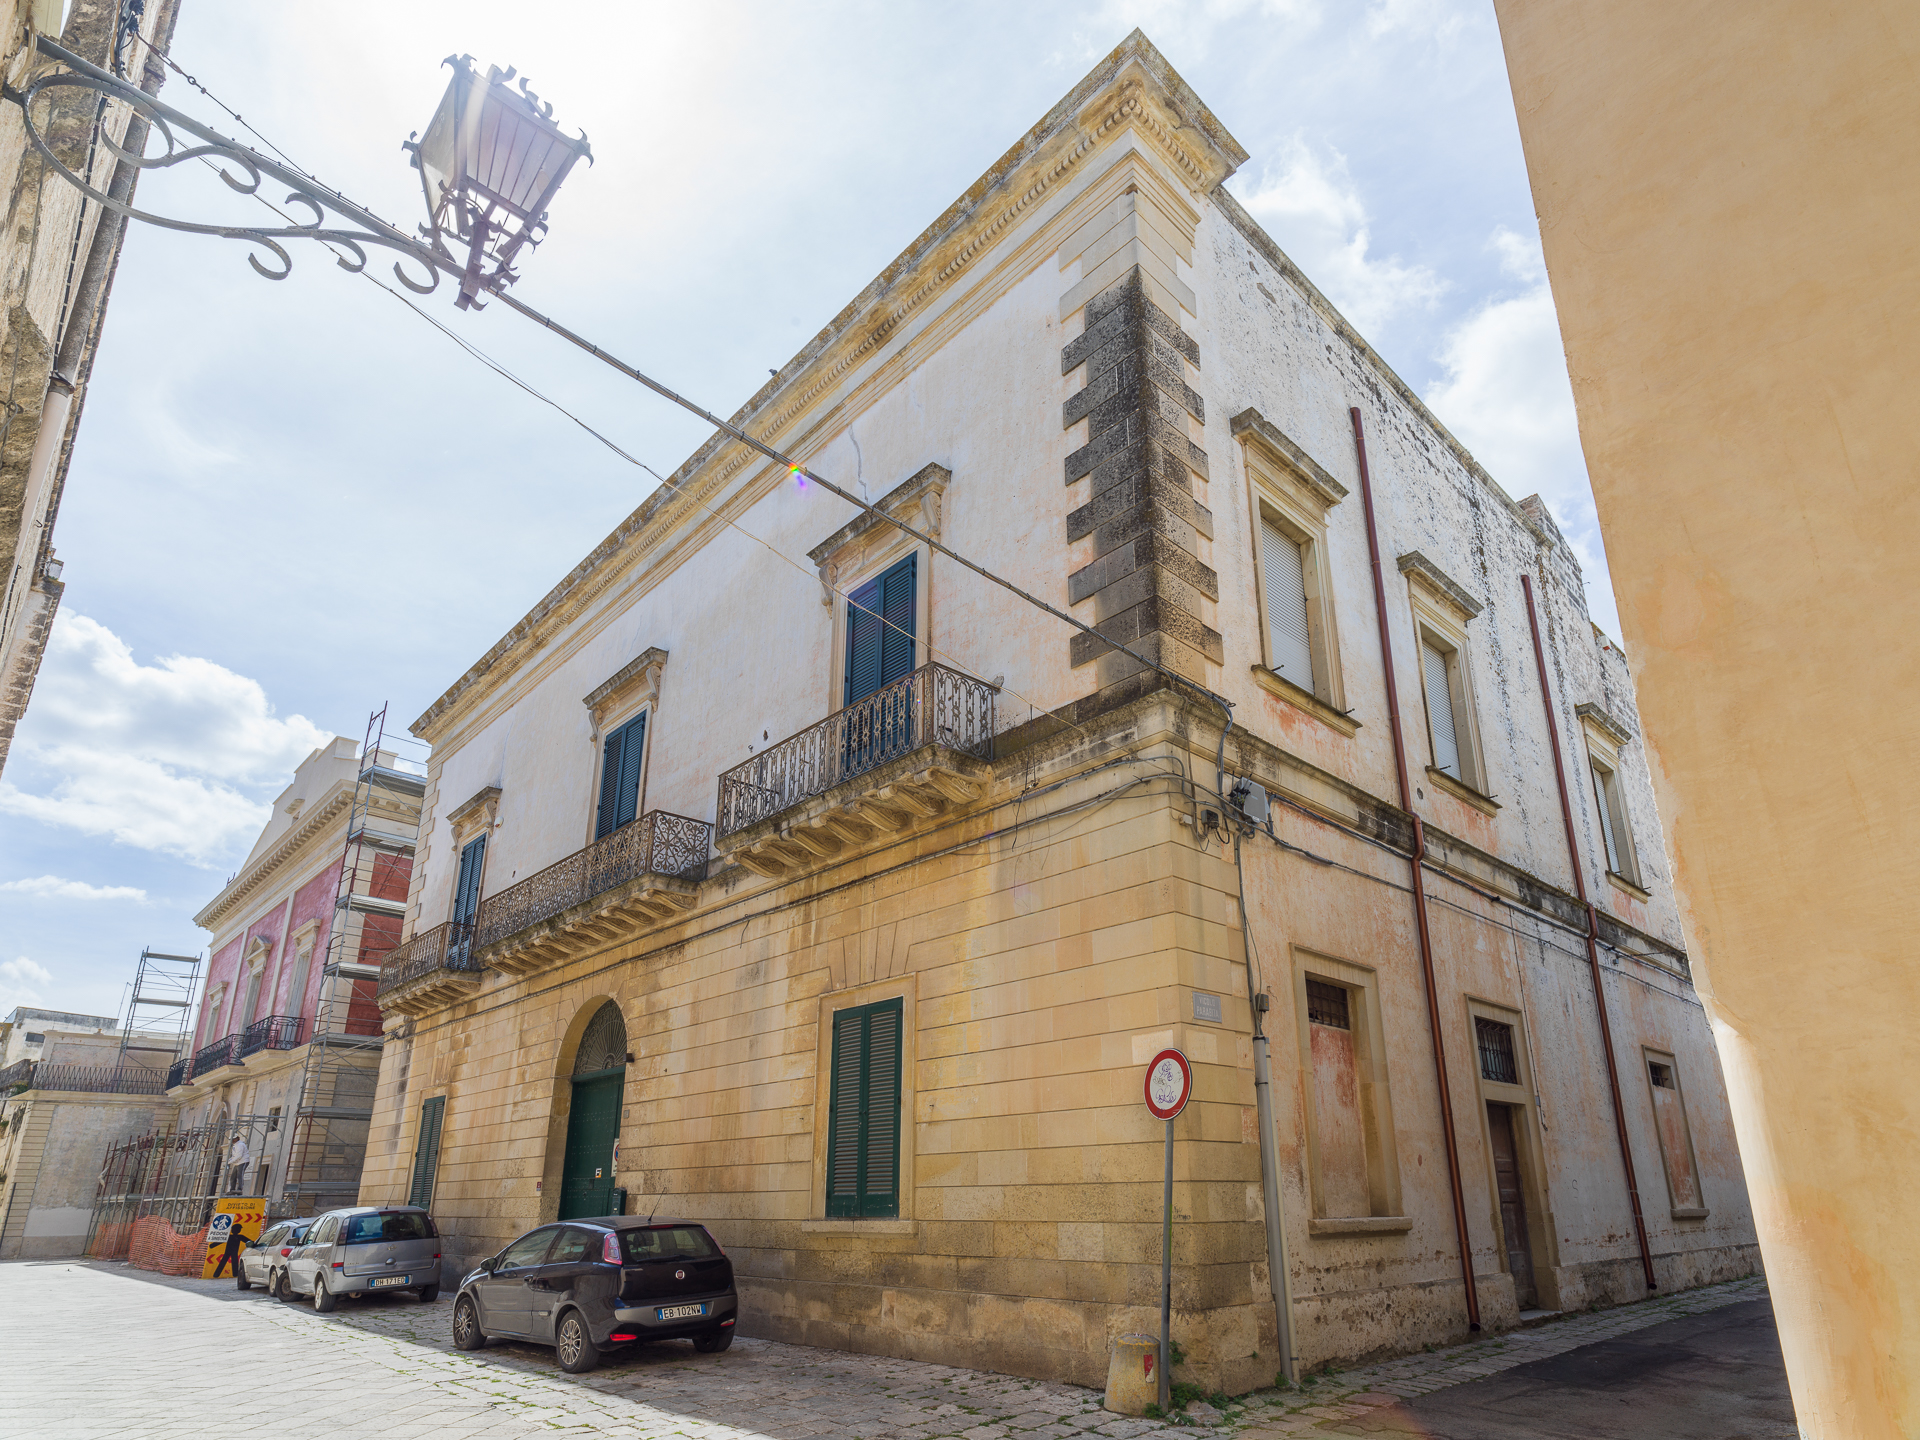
1144, 1048, 1192, 1120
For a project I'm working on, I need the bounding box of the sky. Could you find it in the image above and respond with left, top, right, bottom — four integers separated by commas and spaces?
0, 0, 1617, 1024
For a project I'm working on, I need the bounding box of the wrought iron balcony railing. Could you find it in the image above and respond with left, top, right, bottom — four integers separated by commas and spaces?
473, 810, 711, 952
188, 1034, 243, 1080
716, 662, 995, 840
238, 1014, 306, 1058
376, 921, 476, 1000
166, 1058, 189, 1090
30, 1063, 166, 1096
1, 1059, 35, 1090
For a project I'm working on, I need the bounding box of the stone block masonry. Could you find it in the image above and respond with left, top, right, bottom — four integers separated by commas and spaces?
1063, 267, 1221, 716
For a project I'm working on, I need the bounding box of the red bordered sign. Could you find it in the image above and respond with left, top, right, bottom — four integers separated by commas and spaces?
1144, 1048, 1192, 1120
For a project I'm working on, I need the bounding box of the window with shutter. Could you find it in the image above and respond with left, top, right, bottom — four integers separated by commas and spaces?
452, 836, 486, 926
825, 997, 903, 1217
1591, 762, 1623, 874
1262, 518, 1314, 687
595, 712, 648, 839
845, 554, 917, 706
408, 1095, 445, 1209
1421, 639, 1462, 779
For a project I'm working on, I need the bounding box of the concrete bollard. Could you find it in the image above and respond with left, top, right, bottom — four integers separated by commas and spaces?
1104, 1333, 1160, 1415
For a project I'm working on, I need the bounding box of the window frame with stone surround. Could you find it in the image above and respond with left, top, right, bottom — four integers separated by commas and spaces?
1291, 950, 1407, 1234
1399, 554, 1494, 807
1577, 704, 1646, 894
807, 977, 916, 1231
1644, 1047, 1708, 1220
1233, 412, 1351, 732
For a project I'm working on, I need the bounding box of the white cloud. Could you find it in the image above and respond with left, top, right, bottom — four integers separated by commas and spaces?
0, 876, 148, 902
0, 614, 331, 863
0, 956, 54, 1014
1424, 227, 1623, 637
1086, 0, 1323, 60
1365, 0, 1469, 42
1230, 138, 1447, 338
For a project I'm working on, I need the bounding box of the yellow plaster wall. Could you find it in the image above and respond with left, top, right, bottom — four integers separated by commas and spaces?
1491, 3, 1920, 1433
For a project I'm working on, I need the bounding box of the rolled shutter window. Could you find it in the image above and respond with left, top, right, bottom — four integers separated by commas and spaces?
1261, 520, 1314, 687
1422, 639, 1461, 778
845, 574, 885, 705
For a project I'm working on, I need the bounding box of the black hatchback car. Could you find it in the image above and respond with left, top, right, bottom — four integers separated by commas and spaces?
452, 1216, 736, 1373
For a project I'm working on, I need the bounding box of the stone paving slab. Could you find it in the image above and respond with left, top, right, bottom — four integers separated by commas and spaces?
0, 1260, 1765, 1438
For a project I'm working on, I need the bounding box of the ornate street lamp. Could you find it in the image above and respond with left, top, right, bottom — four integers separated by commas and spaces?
406, 57, 593, 308
2, 35, 588, 309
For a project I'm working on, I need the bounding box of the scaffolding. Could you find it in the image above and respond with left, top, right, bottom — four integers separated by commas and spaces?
118, 948, 200, 1087
279, 705, 425, 1217
84, 1113, 274, 1269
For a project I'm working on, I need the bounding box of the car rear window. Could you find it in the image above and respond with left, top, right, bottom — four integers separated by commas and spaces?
342, 1211, 436, 1244
620, 1225, 718, 1262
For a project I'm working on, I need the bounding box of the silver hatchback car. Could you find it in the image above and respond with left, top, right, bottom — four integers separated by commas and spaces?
279, 1205, 442, 1310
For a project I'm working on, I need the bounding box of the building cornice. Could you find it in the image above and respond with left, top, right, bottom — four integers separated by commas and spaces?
193, 787, 351, 932
1397, 550, 1485, 620
409, 31, 1246, 744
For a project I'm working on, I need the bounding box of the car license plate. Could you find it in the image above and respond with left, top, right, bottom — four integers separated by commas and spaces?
370, 1274, 411, 1288
657, 1302, 707, 1320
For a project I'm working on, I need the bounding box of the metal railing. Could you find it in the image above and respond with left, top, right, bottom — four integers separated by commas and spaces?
1, 1058, 33, 1091
716, 663, 996, 839
165, 1058, 188, 1090
29, 1063, 167, 1096
188, 1034, 242, 1080
238, 1014, 306, 1058
473, 810, 712, 951
376, 920, 476, 999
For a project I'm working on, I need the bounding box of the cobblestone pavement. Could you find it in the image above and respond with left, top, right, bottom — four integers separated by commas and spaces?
0, 1261, 1766, 1439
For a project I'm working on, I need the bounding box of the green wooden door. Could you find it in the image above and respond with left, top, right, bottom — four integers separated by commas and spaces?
559, 1069, 624, 1219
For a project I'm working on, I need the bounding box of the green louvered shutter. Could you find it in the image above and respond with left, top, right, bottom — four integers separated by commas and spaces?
825, 998, 903, 1218
408, 1095, 445, 1209
845, 555, 915, 706
595, 713, 647, 838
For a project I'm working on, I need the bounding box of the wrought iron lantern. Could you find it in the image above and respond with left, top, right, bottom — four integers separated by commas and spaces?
407, 57, 593, 308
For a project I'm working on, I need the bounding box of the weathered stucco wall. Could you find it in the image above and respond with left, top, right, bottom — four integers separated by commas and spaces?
0, 1094, 170, 1259
1492, 3, 1920, 1434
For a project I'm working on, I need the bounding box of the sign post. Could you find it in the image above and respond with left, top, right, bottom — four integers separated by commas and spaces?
1144, 1048, 1192, 1413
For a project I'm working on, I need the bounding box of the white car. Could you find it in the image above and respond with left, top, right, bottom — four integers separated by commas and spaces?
238, 1217, 312, 1291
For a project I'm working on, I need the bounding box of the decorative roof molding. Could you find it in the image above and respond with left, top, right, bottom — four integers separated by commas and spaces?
807, 464, 950, 605
583, 647, 668, 738
194, 787, 353, 932
1397, 551, 1484, 620
1231, 408, 1347, 508
409, 31, 1246, 742
1575, 700, 1635, 747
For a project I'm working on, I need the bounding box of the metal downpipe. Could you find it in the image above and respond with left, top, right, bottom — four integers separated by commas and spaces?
1519, 573, 1658, 1293
1350, 406, 1481, 1332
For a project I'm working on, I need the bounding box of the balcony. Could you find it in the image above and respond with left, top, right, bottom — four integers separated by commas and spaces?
188, 1034, 244, 1081
165, 1058, 188, 1090
715, 662, 995, 878
474, 809, 711, 980
239, 1014, 306, 1059
375, 921, 481, 1017
25, 1063, 167, 1096
2, 1059, 36, 1091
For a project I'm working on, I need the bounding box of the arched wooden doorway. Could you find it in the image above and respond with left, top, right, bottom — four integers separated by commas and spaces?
559, 1001, 627, 1219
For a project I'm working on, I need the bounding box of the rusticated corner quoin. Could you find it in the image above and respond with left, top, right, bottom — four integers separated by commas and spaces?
1062, 267, 1219, 717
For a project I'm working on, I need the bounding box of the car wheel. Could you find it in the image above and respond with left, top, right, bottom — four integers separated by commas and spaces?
555, 1311, 600, 1374
452, 1295, 487, 1351
418, 1284, 438, 1304
694, 1330, 733, 1354
268, 1270, 284, 1301
313, 1274, 337, 1313
236, 1269, 251, 1292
